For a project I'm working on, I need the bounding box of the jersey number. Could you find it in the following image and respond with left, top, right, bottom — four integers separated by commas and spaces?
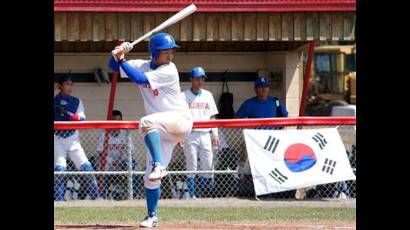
143, 84, 159, 97
152, 89, 159, 97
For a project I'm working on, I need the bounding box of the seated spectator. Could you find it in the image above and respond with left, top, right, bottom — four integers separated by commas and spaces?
96, 110, 141, 199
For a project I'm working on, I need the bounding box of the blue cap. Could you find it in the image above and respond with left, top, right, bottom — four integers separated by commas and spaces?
149, 33, 179, 61
255, 76, 269, 88
57, 75, 72, 85
190, 67, 206, 78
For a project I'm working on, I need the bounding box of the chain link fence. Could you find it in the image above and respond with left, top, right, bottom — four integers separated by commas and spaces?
54, 123, 356, 201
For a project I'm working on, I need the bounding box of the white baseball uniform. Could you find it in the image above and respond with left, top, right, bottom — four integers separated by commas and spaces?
97, 129, 134, 171
119, 60, 193, 189
54, 98, 88, 169
182, 89, 219, 178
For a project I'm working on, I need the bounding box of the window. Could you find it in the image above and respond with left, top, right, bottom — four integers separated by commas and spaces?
345, 54, 356, 72
314, 54, 331, 73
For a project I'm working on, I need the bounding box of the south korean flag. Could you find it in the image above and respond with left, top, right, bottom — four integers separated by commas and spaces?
244, 128, 356, 196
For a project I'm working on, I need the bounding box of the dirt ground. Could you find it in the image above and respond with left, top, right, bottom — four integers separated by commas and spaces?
55, 222, 356, 230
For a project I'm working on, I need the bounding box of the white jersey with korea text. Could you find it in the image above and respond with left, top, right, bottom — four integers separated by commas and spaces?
182, 89, 218, 132
96, 130, 133, 170
119, 59, 189, 115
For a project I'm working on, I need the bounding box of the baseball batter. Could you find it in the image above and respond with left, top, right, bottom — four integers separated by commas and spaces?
181, 67, 219, 199
108, 33, 193, 228
54, 76, 99, 201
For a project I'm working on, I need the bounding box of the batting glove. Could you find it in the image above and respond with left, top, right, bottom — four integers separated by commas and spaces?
112, 42, 133, 60
121, 42, 133, 53
112, 46, 125, 62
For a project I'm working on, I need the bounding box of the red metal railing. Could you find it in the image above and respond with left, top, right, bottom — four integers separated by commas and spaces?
54, 117, 356, 130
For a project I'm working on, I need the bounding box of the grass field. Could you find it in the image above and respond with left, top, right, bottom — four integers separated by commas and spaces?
55, 206, 355, 224
54, 199, 356, 229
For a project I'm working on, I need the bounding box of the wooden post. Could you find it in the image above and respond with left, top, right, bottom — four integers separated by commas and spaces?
299, 40, 315, 116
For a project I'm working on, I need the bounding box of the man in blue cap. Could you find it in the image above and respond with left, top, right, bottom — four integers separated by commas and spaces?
54, 75, 100, 201
236, 76, 288, 119
181, 67, 219, 199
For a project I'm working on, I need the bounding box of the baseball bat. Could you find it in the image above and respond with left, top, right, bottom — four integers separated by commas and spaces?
112, 3, 197, 56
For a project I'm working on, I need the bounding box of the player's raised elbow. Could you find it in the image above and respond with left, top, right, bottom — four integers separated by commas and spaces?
108, 57, 120, 73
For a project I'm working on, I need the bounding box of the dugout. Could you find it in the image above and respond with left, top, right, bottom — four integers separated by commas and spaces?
54, 0, 356, 200
54, 0, 356, 120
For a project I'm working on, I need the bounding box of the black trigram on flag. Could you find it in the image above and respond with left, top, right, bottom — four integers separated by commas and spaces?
264, 136, 280, 154
312, 132, 327, 150
269, 168, 288, 184
322, 158, 337, 175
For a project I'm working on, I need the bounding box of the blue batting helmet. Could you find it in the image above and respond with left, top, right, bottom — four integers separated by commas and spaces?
255, 76, 269, 88
149, 33, 179, 61
190, 67, 206, 78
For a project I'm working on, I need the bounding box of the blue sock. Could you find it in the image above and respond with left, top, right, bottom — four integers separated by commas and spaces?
54, 166, 66, 201
54, 177, 65, 201
199, 176, 206, 195
186, 177, 196, 197
89, 176, 99, 200
145, 187, 161, 216
80, 163, 100, 199
144, 131, 163, 165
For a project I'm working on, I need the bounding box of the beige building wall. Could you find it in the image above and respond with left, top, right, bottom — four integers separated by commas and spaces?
54, 52, 303, 120
284, 51, 304, 117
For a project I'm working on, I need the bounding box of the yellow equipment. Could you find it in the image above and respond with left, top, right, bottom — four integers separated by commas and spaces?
306, 44, 356, 115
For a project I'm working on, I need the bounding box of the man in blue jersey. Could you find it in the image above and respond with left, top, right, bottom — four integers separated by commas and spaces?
54, 76, 99, 201
236, 76, 288, 119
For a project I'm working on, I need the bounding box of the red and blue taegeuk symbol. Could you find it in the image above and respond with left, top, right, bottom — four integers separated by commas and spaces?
284, 143, 317, 172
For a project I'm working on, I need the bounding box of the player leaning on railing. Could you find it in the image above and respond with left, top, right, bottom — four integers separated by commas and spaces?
108, 33, 193, 228
54, 76, 99, 201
